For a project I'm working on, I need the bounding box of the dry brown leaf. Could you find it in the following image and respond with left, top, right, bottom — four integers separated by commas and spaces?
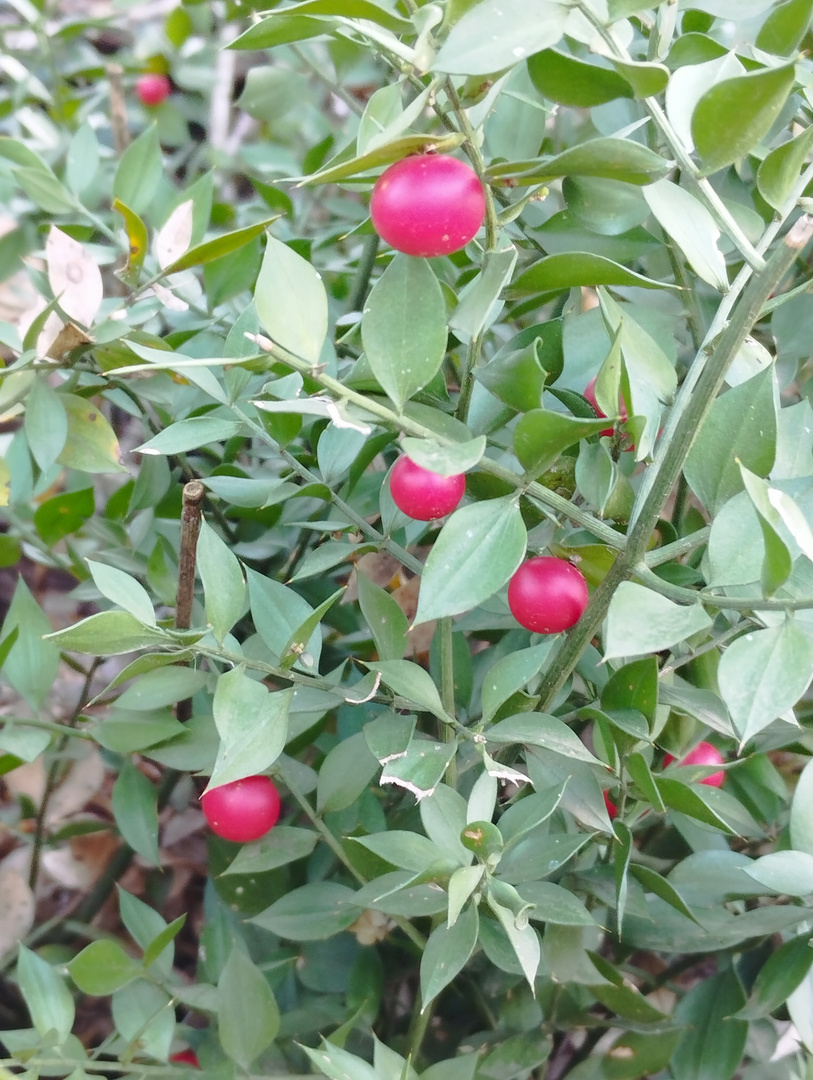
46, 748, 106, 825
4, 757, 47, 805
0, 865, 35, 959
42, 824, 119, 889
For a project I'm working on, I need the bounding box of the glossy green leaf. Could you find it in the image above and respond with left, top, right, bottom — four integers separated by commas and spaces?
629, 864, 699, 924
15, 166, 77, 213
230, 15, 331, 51
431, 0, 569, 74
528, 49, 633, 106
164, 217, 276, 274
684, 366, 777, 514
735, 932, 813, 1019
357, 570, 408, 662
671, 971, 747, 1080
361, 255, 447, 411
218, 947, 279, 1069
68, 939, 141, 995
316, 732, 379, 813
756, 0, 813, 55
248, 568, 323, 670
486, 138, 672, 186
302, 1040, 378, 1080
420, 905, 479, 1008
449, 244, 518, 342
252, 881, 360, 939
487, 713, 603, 765
111, 759, 160, 864
758, 125, 813, 210
135, 417, 243, 456
113, 125, 162, 215
85, 560, 156, 626
222, 825, 318, 875
517, 881, 597, 926
1, 578, 59, 710
514, 408, 609, 478
197, 519, 245, 644
300, 131, 466, 185
743, 850, 813, 896
739, 464, 794, 595
380, 737, 457, 799
367, 659, 452, 722
45, 611, 174, 655
791, 758, 813, 856
563, 175, 649, 237
692, 64, 796, 174
589, 953, 670, 1024
508, 252, 674, 298
414, 497, 527, 624
643, 179, 727, 291
17, 946, 75, 1041
480, 643, 554, 723
604, 582, 712, 661
255, 235, 328, 364
24, 378, 67, 472
718, 620, 813, 745
58, 393, 127, 474
208, 666, 291, 789
610, 58, 670, 97
400, 436, 486, 477
112, 979, 173, 1061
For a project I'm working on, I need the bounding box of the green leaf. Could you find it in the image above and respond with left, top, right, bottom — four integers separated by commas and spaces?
351, 830, 445, 873
113, 199, 149, 285
508, 252, 675, 298
488, 896, 541, 989
692, 64, 796, 175
218, 947, 279, 1070
45, 612, 174, 656
111, 760, 160, 864
361, 255, 447, 411
671, 971, 747, 1080
756, 0, 813, 55
610, 58, 670, 97
279, 585, 344, 668
135, 416, 243, 456
197, 519, 245, 644
222, 825, 318, 875
791, 758, 813, 856
302, 1041, 378, 1080
1, 578, 59, 710
486, 138, 671, 186
113, 125, 162, 215
735, 932, 813, 1019
114, 666, 208, 711
400, 436, 486, 477
85, 560, 156, 627
743, 850, 813, 896
247, 568, 323, 671
420, 905, 479, 1008
487, 713, 603, 765
431, 0, 570, 74
252, 881, 360, 939
718, 620, 813, 745
300, 131, 466, 185
68, 940, 141, 995
528, 49, 634, 106
17, 946, 75, 1041
143, 914, 186, 970
14, 166, 77, 213
480, 643, 554, 723
588, 953, 671, 1024
514, 408, 610, 478
316, 732, 379, 813
367, 659, 452, 722
684, 366, 776, 514
164, 217, 277, 275
517, 881, 597, 926
357, 571, 409, 661
758, 124, 813, 210
24, 378, 67, 472
643, 179, 727, 291
604, 582, 712, 661
657, 778, 738, 835
381, 737, 457, 800
112, 979, 174, 1062
739, 464, 793, 595
57, 393, 127, 474
414, 497, 527, 624
628, 864, 699, 924
255, 235, 328, 364
476, 322, 562, 412
231, 15, 329, 51
563, 175, 649, 237
602, 657, 658, 724
118, 888, 174, 977
448, 245, 518, 342
208, 667, 291, 789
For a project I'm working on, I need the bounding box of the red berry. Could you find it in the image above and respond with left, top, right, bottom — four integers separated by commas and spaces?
664, 741, 725, 787
507, 557, 589, 634
389, 456, 465, 521
201, 775, 281, 842
370, 154, 486, 257
136, 73, 171, 107
584, 376, 628, 438
603, 791, 617, 820
170, 1050, 200, 1068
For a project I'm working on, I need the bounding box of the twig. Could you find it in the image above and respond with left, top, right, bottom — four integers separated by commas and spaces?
175, 481, 205, 721
106, 64, 130, 154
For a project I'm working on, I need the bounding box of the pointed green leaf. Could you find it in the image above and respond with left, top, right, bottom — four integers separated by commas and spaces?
112, 760, 160, 864
255, 235, 328, 364
758, 124, 813, 210
218, 948, 279, 1069
508, 252, 676, 298
207, 666, 291, 789
431, 0, 570, 74
86, 560, 156, 626
604, 582, 712, 661
514, 408, 610, 478
420, 905, 479, 1008
197, 519, 245, 643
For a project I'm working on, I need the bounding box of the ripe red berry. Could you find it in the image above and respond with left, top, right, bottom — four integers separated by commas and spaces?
370, 154, 486, 257
507, 557, 589, 634
664, 742, 725, 787
136, 73, 171, 107
584, 376, 628, 438
170, 1049, 200, 1068
200, 775, 281, 842
603, 791, 617, 820
389, 456, 465, 521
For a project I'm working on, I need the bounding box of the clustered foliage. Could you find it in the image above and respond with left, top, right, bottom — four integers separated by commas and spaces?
3, 0, 813, 1078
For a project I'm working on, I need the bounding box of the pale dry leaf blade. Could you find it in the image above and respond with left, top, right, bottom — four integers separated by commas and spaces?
46, 226, 103, 328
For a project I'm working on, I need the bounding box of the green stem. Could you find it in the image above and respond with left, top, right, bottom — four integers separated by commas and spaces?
444, 78, 500, 250
637, 563, 813, 611
406, 993, 434, 1070
644, 527, 710, 567
348, 233, 381, 313
249, 337, 627, 547
439, 616, 458, 790
280, 764, 427, 950
536, 217, 813, 710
